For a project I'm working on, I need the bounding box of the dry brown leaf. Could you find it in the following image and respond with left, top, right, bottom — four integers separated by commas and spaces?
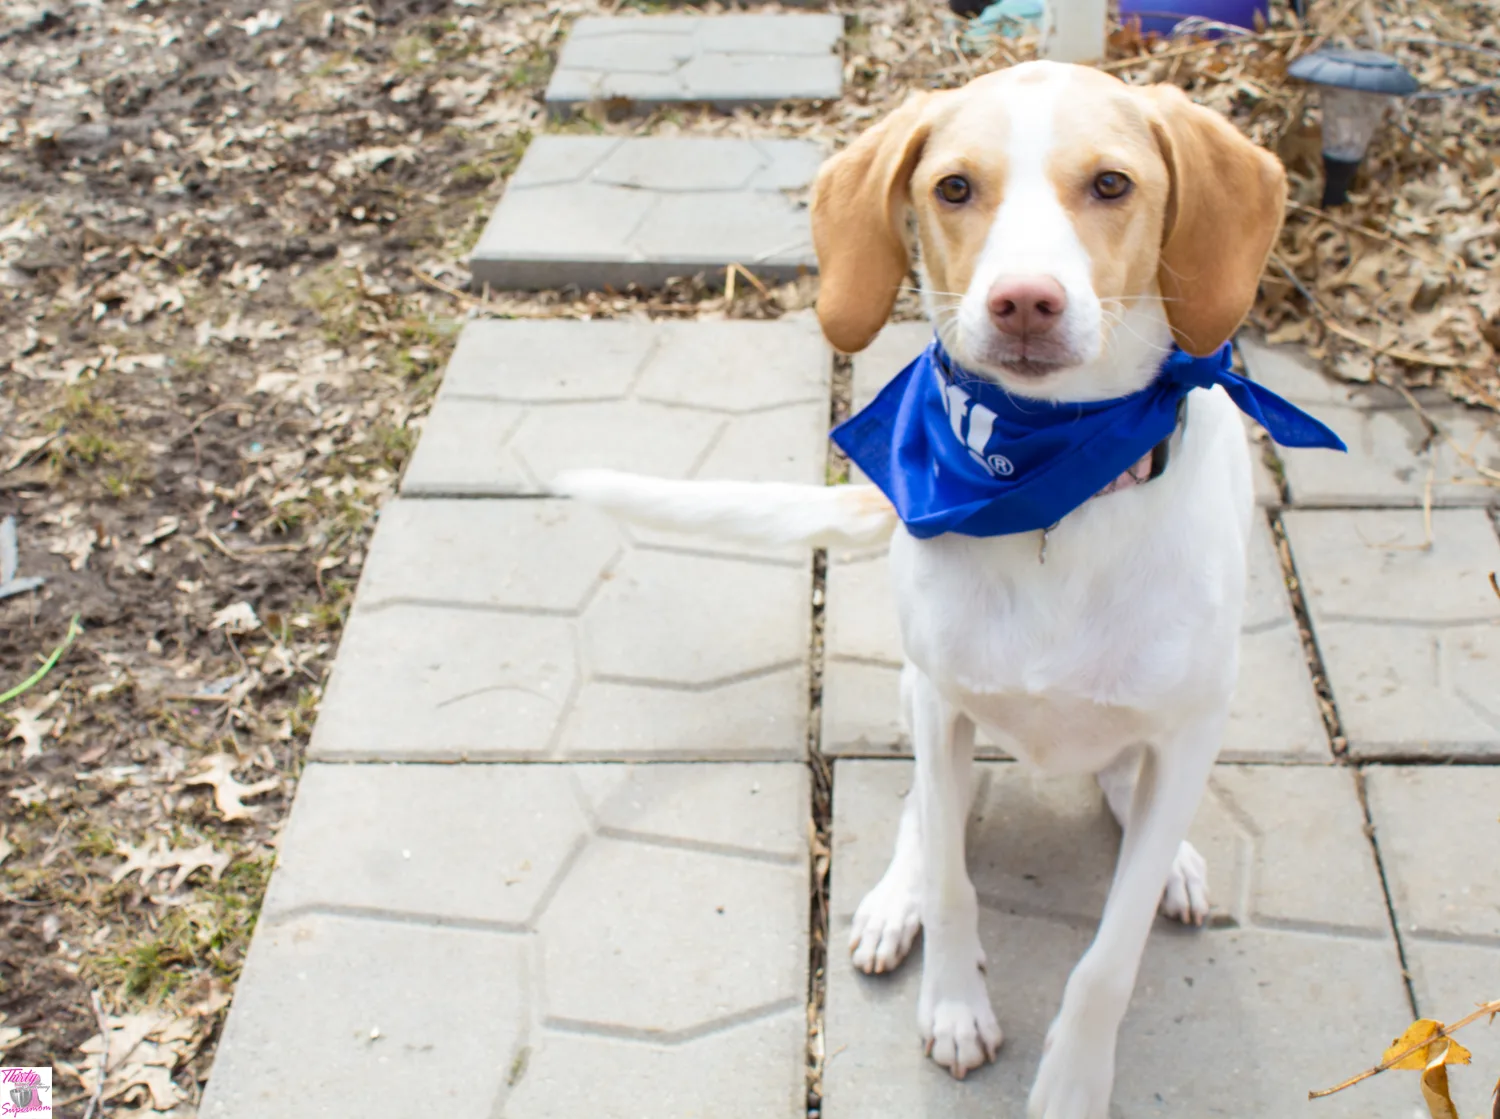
6, 690, 59, 760
209, 601, 260, 634
110, 839, 170, 886
111, 838, 231, 891
163, 842, 232, 891
77, 1009, 200, 1112
183, 755, 278, 821
50, 525, 96, 571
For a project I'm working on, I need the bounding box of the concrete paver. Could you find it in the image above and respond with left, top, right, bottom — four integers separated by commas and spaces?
470, 136, 821, 290
1365, 767, 1500, 942
822, 760, 1414, 1119
312, 499, 812, 761
545, 14, 842, 114
821, 516, 1330, 761
1366, 767, 1500, 1094
1238, 336, 1500, 507
203, 762, 810, 1118
201, 914, 528, 1119
404, 317, 830, 496
1284, 508, 1500, 758
1237, 335, 1441, 412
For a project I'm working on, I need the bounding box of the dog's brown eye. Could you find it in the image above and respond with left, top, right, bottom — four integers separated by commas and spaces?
936, 175, 971, 205
1092, 171, 1132, 201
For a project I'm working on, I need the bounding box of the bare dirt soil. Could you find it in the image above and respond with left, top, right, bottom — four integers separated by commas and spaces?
0, 0, 1494, 1113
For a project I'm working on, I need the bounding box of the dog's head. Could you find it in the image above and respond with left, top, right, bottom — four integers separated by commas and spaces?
812, 62, 1286, 401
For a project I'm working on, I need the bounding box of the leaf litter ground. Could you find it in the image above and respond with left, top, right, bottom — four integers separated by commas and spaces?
0, 0, 1496, 1113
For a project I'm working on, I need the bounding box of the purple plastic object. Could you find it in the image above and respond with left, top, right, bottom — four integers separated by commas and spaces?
1119, 0, 1268, 36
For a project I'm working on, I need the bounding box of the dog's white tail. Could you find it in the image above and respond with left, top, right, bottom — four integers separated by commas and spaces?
551, 470, 897, 548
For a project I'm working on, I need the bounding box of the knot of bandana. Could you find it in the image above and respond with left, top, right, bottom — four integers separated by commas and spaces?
831, 337, 1346, 540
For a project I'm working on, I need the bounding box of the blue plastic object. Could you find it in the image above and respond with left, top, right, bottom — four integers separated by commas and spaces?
1119, 0, 1268, 36
962, 0, 1044, 49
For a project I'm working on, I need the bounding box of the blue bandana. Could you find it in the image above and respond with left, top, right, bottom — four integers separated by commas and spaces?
831, 339, 1346, 540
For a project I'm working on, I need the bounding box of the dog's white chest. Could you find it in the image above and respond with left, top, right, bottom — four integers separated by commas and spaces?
891, 530, 1191, 771
886, 400, 1251, 774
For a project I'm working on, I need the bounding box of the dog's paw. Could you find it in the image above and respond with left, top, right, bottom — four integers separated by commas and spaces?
1027, 1015, 1114, 1119
850, 881, 922, 974
918, 963, 1002, 1078
1159, 839, 1208, 926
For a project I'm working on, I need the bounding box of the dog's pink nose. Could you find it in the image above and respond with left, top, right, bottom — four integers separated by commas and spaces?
987, 277, 1067, 337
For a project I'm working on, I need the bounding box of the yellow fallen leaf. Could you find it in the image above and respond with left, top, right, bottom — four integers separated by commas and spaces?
1381, 1021, 1471, 1119
1382, 1020, 1472, 1071
1419, 1050, 1459, 1119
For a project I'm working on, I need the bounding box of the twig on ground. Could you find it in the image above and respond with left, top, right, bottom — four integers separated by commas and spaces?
167, 403, 245, 449
196, 530, 304, 562
0, 614, 83, 706
1102, 29, 1299, 71
1311, 999, 1500, 1098
79, 989, 109, 1119
408, 267, 486, 307
1, 432, 59, 474
726, 263, 769, 299
1303, 0, 1370, 53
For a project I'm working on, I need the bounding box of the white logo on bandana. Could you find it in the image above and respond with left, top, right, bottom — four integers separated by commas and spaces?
940, 382, 1012, 478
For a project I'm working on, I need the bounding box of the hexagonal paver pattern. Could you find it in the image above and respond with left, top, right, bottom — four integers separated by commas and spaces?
1366, 767, 1500, 1090
201, 914, 529, 1119
821, 760, 1413, 1119
470, 136, 821, 290
821, 515, 1330, 762
313, 500, 811, 761
502, 1012, 806, 1119
848, 324, 1282, 505
545, 14, 842, 114
403, 317, 830, 496
539, 837, 802, 1034
262, 764, 591, 926
1238, 336, 1500, 507
203, 762, 810, 1119
1284, 508, 1500, 758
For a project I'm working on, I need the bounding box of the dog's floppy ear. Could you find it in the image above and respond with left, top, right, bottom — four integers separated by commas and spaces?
1139, 85, 1287, 356
811, 93, 940, 354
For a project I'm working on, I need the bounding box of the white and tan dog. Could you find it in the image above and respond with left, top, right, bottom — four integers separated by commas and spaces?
558, 61, 1287, 1119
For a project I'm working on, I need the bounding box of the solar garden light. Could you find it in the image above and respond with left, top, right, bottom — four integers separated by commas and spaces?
1287, 47, 1420, 206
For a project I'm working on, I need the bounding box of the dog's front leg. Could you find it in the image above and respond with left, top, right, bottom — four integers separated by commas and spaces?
1029, 717, 1222, 1119
909, 669, 1001, 1078
1097, 748, 1209, 925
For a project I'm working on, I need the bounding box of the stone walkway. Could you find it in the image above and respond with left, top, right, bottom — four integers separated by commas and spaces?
469, 136, 821, 291
199, 314, 1500, 1119
472, 7, 838, 292
545, 14, 843, 115
200, 10, 1500, 1119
